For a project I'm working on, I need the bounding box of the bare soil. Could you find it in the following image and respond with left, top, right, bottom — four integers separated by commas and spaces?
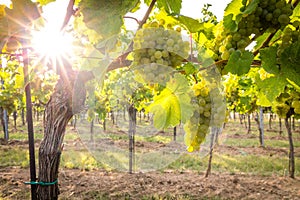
1, 166, 300, 200
1, 121, 300, 199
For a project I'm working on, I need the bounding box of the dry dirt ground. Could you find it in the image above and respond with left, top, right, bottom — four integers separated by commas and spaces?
1, 122, 300, 199
0, 166, 300, 200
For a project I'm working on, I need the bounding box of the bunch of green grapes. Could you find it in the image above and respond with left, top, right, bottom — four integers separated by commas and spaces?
277, 26, 300, 56
273, 89, 300, 118
273, 103, 290, 118
132, 22, 190, 83
290, 91, 300, 115
184, 79, 226, 152
215, 0, 293, 60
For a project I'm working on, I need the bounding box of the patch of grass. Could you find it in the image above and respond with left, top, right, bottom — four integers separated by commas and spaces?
223, 138, 260, 147
136, 135, 172, 143
167, 153, 300, 176
265, 139, 300, 148
223, 137, 300, 148
60, 149, 103, 170
0, 147, 30, 167
8, 132, 44, 140
64, 131, 80, 141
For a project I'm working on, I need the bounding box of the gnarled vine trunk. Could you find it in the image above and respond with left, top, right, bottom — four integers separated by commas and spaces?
36, 58, 90, 199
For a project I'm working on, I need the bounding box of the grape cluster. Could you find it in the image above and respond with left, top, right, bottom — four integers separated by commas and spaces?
273, 90, 300, 118
292, 99, 300, 115
215, 0, 293, 60
184, 79, 226, 152
273, 103, 290, 118
277, 26, 300, 56
132, 23, 189, 83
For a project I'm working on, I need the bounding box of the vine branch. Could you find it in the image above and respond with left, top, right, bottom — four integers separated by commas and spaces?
253, 31, 277, 56
60, 0, 76, 31
123, 16, 140, 25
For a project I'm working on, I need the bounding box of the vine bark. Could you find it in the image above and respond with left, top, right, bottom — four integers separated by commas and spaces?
36, 58, 89, 199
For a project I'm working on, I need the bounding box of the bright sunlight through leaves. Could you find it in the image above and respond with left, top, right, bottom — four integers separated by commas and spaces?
31, 0, 74, 61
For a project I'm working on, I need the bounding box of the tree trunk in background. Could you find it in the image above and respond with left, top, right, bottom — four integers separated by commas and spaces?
21, 108, 25, 126
36, 58, 90, 199
128, 104, 136, 174
73, 115, 77, 129
258, 108, 264, 147
13, 111, 17, 130
292, 117, 295, 131
284, 117, 295, 178
247, 114, 251, 134
3, 109, 9, 141
173, 126, 176, 141
90, 118, 94, 142
205, 127, 222, 177
111, 111, 115, 125
279, 118, 283, 135
269, 113, 273, 130
255, 108, 264, 147
103, 118, 106, 131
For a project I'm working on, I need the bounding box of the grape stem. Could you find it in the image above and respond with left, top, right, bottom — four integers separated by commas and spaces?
123, 16, 140, 25
252, 31, 277, 56
293, 0, 300, 7
60, 0, 75, 31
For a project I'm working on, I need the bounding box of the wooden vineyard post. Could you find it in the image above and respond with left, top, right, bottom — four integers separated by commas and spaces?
23, 48, 37, 200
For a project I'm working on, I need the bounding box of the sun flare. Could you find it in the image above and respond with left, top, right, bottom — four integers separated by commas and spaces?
30, 0, 74, 61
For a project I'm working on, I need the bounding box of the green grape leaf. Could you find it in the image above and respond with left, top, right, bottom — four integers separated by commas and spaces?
256, 76, 287, 104
144, 0, 152, 6
291, 2, 300, 21
35, 0, 55, 6
242, 0, 259, 15
280, 41, 300, 74
183, 63, 198, 75
256, 92, 272, 107
173, 15, 203, 33
153, 9, 178, 26
5, 0, 40, 37
14, 66, 24, 89
80, 0, 139, 37
224, 0, 243, 19
166, 74, 193, 123
223, 14, 238, 33
260, 46, 279, 74
157, 0, 182, 14
148, 74, 193, 129
224, 50, 253, 75
149, 89, 181, 130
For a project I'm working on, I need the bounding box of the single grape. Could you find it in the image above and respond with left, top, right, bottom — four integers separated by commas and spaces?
278, 14, 290, 25
154, 51, 162, 59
